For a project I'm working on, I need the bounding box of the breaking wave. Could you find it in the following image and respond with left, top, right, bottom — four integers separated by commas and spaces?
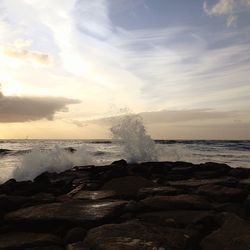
110, 114, 158, 163
12, 145, 93, 181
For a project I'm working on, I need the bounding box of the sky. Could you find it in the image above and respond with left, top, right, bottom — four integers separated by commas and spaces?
0, 0, 250, 139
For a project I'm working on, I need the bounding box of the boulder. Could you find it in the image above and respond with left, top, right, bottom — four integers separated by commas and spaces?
0, 232, 61, 250
101, 176, 155, 197
66, 242, 85, 250
5, 200, 127, 227
140, 194, 212, 211
201, 213, 250, 250
197, 184, 246, 202
83, 220, 198, 250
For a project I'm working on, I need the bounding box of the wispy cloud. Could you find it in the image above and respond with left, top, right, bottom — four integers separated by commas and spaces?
203, 0, 250, 26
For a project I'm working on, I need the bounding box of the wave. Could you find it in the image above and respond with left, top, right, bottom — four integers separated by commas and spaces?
111, 114, 158, 163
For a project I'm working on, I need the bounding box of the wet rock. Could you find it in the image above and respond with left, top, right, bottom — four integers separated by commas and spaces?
5, 200, 127, 227
101, 176, 155, 198
72, 190, 116, 200
83, 220, 198, 250
201, 213, 250, 250
245, 195, 250, 218
138, 186, 185, 199
0, 232, 61, 250
196, 162, 231, 173
197, 184, 246, 202
140, 194, 212, 211
64, 227, 87, 244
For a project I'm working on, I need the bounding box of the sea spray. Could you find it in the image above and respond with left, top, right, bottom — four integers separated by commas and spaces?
13, 145, 93, 181
110, 114, 158, 162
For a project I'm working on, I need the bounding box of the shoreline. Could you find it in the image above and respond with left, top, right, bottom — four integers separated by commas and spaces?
0, 160, 249, 249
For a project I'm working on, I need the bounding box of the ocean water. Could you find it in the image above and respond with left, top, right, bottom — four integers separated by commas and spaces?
0, 139, 249, 183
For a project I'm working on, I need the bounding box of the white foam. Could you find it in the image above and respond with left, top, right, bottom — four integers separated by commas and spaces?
110, 114, 158, 163
12, 145, 93, 181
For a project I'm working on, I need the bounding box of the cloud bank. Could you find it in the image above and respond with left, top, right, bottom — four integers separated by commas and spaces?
0, 91, 80, 123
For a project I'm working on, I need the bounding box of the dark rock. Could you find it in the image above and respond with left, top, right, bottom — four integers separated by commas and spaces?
136, 210, 212, 228
111, 159, 127, 166
5, 200, 128, 227
83, 220, 198, 250
101, 176, 156, 198
140, 194, 212, 211
0, 232, 61, 250
197, 184, 246, 202
201, 213, 250, 250
34, 172, 51, 186
138, 186, 185, 199
66, 242, 85, 250
72, 190, 116, 200
239, 178, 250, 191
27, 246, 64, 250
64, 227, 87, 244
196, 162, 231, 172
245, 195, 250, 218
229, 167, 250, 178
0, 194, 29, 214
167, 177, 238, 189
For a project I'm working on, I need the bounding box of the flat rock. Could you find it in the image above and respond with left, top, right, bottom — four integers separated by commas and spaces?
71, 190, 116, 200
5, 200, 127, 226
197, 184, 246, 202
201, 213, 250, 250
140, 194, 212, 211
0, 232, 61, 250
138, 186, 185, 199
101, 176, 155, 197
83, 220, 198, 250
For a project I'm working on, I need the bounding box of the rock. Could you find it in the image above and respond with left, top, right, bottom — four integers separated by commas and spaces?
0, 232, 61, 250
5, 200, 127, 227
101, 176, 155, 198
196, 162, 231, 173
66, 242, 85, 250
64, 227, 87, 244
140, 194, 212, 211
111, 159, 127, 166
136, 210, 211, 228
72, 190, 116, 200
201, 213, 250, 250
229, 168, 250, 178
167, 177, 238, 189
0, 194, 29, 214
83, 220, 198, 250
138, 186, 185, 199
245, 195, 250, 218
239, 178, 250, 191
27, 246, 64, 250
197, 184, 246, 202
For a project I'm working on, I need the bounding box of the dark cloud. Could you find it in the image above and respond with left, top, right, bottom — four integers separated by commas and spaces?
0, 91, 80, 123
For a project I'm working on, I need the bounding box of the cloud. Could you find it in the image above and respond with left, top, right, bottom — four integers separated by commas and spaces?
203, 0, 250, 26
0, 45, 52, 65
86, 109, 245, 126
0, 90, 80, 123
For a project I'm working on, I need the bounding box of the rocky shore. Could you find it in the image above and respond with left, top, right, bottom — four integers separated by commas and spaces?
0, 160, 249, 250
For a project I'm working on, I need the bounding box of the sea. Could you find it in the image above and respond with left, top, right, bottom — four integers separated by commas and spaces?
0, 139, 249, 183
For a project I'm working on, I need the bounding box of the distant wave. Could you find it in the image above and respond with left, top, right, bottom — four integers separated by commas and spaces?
155, 140, 250, 151
89, 140, 112, 144
0, 149, 12, 155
